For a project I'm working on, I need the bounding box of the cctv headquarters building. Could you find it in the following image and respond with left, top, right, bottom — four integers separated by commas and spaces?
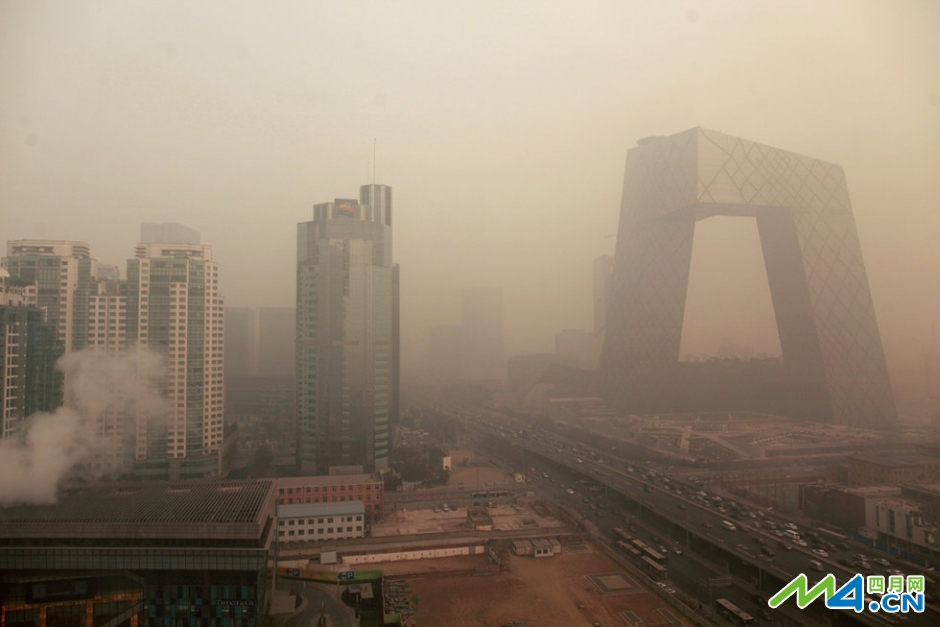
600, 128, 897, 429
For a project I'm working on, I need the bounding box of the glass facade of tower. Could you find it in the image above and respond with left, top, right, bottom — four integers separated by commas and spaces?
601, 128, 897, 429
296, 184, 398, 474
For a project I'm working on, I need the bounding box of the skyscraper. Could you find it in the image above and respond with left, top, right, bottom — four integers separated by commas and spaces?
0, 270, 60, 440
601, 127, 896, 428
3, 240, 95, 353
125, 243, 224, 478
296, 184, 398, 474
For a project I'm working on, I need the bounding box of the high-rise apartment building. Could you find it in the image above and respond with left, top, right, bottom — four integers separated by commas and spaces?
296, 184, 399, 474
2, 240, 96, 353
126, 243, 224, 479
0, 270, 60, 440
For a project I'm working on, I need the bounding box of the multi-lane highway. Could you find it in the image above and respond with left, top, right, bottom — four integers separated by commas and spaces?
443, 404, 935, 627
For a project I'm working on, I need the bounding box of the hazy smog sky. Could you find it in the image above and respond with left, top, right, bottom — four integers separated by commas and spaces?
2, 1, 939, 389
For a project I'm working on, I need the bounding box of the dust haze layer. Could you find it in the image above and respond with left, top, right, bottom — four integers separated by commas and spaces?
1, 1, 938, 393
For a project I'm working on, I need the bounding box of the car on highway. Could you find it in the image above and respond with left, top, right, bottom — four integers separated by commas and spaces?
812, 548, 829, 558
761, 546, 776, 557
701, 520, 713, 528
873, 558, 890, 567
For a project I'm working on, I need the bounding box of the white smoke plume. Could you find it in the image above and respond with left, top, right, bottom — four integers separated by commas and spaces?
0, 347, 168, 506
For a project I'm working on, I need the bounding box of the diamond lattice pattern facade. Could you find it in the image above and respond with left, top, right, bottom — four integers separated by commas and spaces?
600, 128, 896, 429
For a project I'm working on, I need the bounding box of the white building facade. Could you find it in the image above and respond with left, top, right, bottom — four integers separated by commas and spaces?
277, 502, 366, 542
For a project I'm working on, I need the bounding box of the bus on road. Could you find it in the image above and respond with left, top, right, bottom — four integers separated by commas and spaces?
715, 598, 753, 625
640, 556, 667, 580
643, 547, 667, 565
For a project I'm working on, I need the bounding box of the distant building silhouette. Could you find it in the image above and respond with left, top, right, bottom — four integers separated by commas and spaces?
593, 255, 613, 335
601, 128, 896, 428
296, 184, 399, 474
225, 306, 258, 377
259, 306, 295, 377
427, 324, 466, 381
426, 289, 504, 382
140, 222, 201, 245
461, 288, 504, 380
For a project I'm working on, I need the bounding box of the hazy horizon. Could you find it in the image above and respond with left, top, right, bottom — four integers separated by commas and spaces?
3, 1, 939, 394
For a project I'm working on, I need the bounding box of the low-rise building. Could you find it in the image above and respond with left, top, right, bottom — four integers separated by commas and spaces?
277, 502, 366, 542
275, 473, 384, 520
847, 454, 940, 486
0, 479, 276, 627
800, 484, 901, 531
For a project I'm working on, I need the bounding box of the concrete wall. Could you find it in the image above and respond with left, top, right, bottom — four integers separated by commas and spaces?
340, 545, 485, 565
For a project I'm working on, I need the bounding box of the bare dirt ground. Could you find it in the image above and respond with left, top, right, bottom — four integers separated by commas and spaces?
405, 545, 695, 627
447, 449, 514, 486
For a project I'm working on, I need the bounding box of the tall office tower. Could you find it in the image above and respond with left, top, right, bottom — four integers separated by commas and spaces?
126, 243, 224, 479
2, 240, 96, 353
296, 183, 398, 474
461, 288, 504, 380
259, 307, 295, 377
601, 127, 897, 428
140, 222, 201, 245
0, 270, 60, 439
225, 307, 258, 377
